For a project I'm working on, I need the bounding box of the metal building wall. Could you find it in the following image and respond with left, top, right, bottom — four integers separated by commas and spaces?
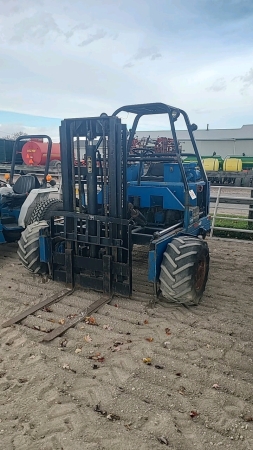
180, 139, 253, 158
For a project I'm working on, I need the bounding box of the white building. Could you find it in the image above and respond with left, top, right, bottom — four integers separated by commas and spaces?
138, 124, 253, 158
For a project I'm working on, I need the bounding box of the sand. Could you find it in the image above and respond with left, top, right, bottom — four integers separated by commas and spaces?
0, 238, 253, 450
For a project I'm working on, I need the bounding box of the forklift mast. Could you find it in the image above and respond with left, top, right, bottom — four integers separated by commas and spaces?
52, 115, 132, 296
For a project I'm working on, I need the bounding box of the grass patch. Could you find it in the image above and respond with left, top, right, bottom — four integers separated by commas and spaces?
212, 215, 253, 240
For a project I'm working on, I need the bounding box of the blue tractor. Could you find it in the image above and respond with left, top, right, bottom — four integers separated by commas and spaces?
0, 135, 62, 245
18, 103, 211, 305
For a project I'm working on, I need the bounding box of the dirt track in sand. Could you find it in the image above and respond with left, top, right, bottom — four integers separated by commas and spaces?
0, 238, 253, 450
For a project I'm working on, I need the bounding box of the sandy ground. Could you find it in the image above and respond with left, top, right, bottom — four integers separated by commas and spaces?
0, 238, 253, 450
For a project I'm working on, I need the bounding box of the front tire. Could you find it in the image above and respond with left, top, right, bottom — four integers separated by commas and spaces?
28, 198, 63, 224
159, 236, 209, 305
17, 221, 49, 274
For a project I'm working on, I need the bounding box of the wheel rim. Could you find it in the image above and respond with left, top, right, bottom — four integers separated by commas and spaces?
195, 256, 207, 291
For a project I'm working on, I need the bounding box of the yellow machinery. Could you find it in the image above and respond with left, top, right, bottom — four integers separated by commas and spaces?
202, 158, 220, 171
223, 158, 243, 172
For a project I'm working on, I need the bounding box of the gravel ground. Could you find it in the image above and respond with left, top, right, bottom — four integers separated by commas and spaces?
0, 238, 253, 450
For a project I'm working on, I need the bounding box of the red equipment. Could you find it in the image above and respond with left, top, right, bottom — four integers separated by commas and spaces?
22, 139, 61, 166
155, 137, 176, 153
130, 136, 182, 154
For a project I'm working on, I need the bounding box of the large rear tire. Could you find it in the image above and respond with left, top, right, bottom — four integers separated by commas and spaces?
28, 198, 63, 224
159, 236, 209, 305
17, 221, 49, 274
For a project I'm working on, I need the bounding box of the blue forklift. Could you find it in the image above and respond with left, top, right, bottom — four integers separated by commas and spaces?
18, 103, 211, 305
0, 135, 61, 244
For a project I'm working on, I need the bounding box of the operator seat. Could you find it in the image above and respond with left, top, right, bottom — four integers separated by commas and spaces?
13, 174, 40, 195
2, 174, 40, 208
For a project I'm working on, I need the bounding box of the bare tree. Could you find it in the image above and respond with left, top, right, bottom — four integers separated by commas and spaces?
4, 131, 28, 140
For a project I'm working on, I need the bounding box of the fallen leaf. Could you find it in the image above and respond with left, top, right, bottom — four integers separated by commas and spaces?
143, 357, 152, 365
145, 337, 154, 342
88, 353, 105, 363
190, 410, 199, 418
18, 378, 28, 383
107, 413, 120, 421
67, 313, 78, 319
243, 416, 253, 422
157, 436, 169, 445
42, 306, 53, 312
84, 334, 92, 343
88, 352, 100, 359
144, 320, 149, 324
94, 403, 107, 415
103, 324, 113, 331
212, 383, 221, 389
178, 386, 186, 395
75, 348, 82, 354
58, 318, 65, 325
85, 316, 97, 325
62, 364, 76, 373
111, 347, 121, 352
165, 328, 171, 335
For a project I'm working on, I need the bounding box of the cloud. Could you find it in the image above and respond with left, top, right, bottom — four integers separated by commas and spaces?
123, 47, 162, 68
238, 67, 253, 93
132, 47, 162, 61
0, 0, 252, 131
0, 122, 60, 141
10, 12, 63, 44
78, 29, 107, 47
0, 0, 35, 16
65, 23, 90, 40
123, 62, 135, 69
206, 78, 227, 92
198, 0, 253, 23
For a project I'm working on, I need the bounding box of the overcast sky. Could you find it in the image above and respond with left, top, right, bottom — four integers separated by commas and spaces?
0, 0, 253, 140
